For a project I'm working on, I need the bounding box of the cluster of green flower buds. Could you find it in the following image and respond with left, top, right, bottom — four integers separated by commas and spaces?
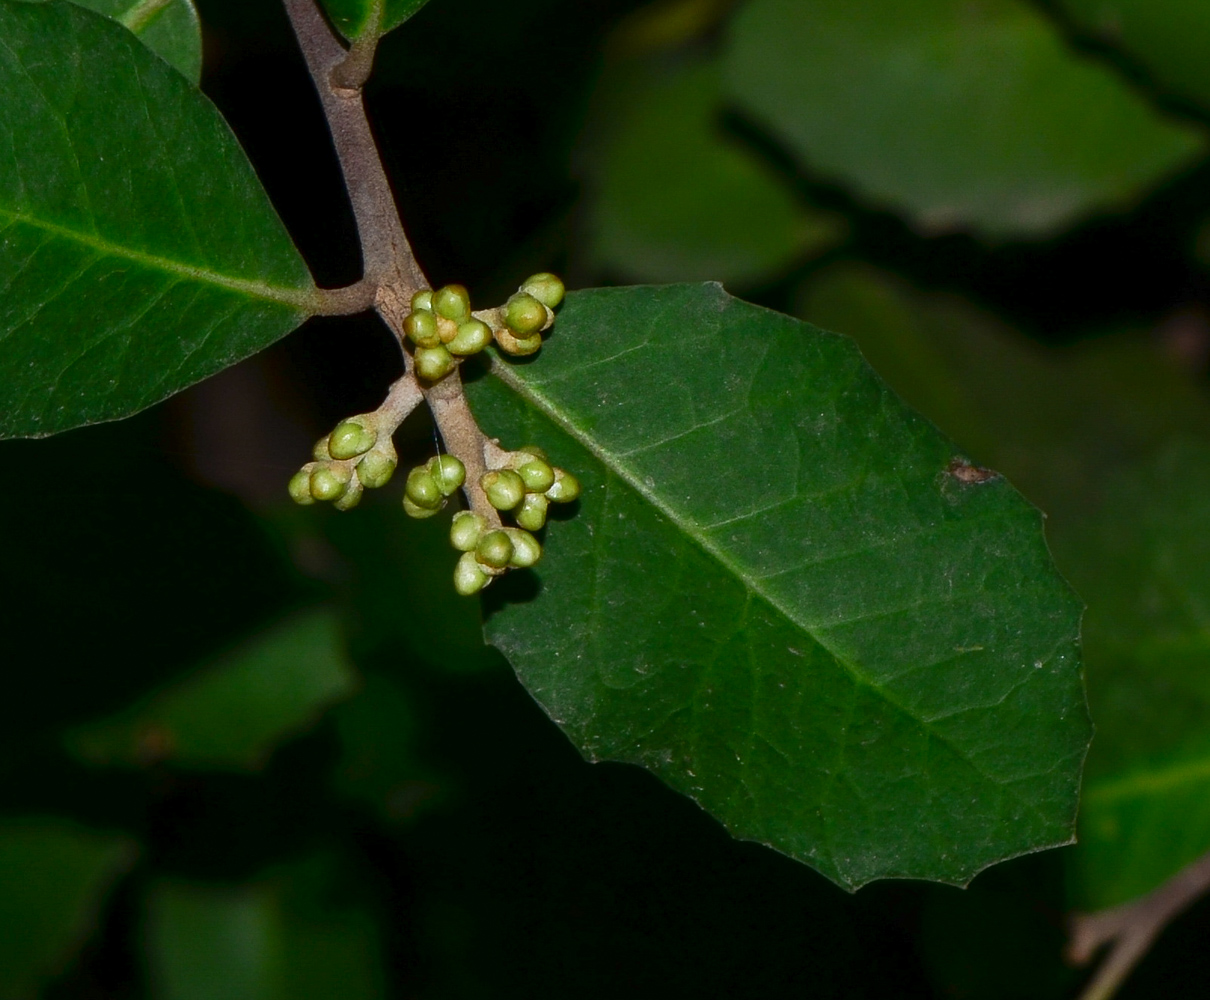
401, 454, 466, 519
437, 447, 580, 596
448, 514, 543, 596
288, 414, 398, 511
402, 273, 566, 379
480, 446, 581, 533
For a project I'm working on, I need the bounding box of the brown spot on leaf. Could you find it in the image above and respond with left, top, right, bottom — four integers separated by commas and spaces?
947, 458, 999, 484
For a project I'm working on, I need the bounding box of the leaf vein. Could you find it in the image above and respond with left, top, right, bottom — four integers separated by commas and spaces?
0, 209, 316, 310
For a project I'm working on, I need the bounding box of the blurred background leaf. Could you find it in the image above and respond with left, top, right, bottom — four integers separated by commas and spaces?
580, 56, 843, 286
144, 854, 383, 1000
1064, 440, 1210, 908
724, 0, 1206, 237
319, 503, 500, 674
1057, 0, 1210, 111
330, 671, 444, 823
64, 610, 357, 773
0, 413, 309, 751
0, 819, 136, 1000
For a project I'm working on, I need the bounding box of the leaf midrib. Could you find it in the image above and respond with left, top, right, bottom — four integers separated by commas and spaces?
486, 353, 1064, 821
0, 207, 317, 311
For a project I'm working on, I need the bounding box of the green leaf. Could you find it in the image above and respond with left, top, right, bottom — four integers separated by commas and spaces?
64, 610, 357, 772
723, 0, 1205, 237
0, 818, 137, 998
0, 0, 317, 439
145, 856, 383, 1000
68, 0, 203, 82
319, 0, 429, 42
582, 58, 843, 286
795, 263, 1210, 908
1065, 441, 1210, 908
1057, 0, 1210, 112
463, 284, 1090, 891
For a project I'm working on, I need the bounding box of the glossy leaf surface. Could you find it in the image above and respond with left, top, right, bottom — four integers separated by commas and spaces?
798, 263, 1210, 907
723, 0, 1204, 236
582, 59, 842, 286
0, 819, 136, 997
319, 0, 429, 41
70, 0, 202, 82
65, 611, 357, 772
0, 1, 316, 439
464, 283, 1090, 890
1058, 0, 1210, 111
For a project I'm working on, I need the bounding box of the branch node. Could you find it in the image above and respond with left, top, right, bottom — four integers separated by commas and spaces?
313, 277, 379, 316
330, 33, 378, 93
1069, 848, 1210, 1000
283, 0, 427, 296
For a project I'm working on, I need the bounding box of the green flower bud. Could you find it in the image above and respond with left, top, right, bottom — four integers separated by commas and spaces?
515, 491, 548, 531
482, 469, 525, 510
503, 527, 541, 568
310, 464, 350, 502
288, 469, 316, 506
517, 444, 547, 460
494, 327, 543, 356
505, 292, 548, 335
414, 344, 455, 381
476, 529, 514, 569
411, 289, 433, 312
520, 272, 564, 309
405, 309, 441, 349
357, 449, 397, 489
312, 436, 332, 461
517, 457, 555, 493
403, 495, 443, 519
450, 511, 486, 552
454, 551, 490, 596
428, 454, 466, 496
406, 467, 444, 509
433, 284, 471, 322
448, 318, 493, 356
328, 418, 377, 460
333, 476, 363, 511
546, 468, 581, 503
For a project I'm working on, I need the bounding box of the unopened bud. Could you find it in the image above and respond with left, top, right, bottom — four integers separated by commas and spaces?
503, 528, 541, 568
328, 418, 376, 460
454, 551, 490, 595
505, 292, 548, 336
450, 511, 486, 551
520, 272, 564, 309
428, 454, 466, 496
288, 469, 316, 506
